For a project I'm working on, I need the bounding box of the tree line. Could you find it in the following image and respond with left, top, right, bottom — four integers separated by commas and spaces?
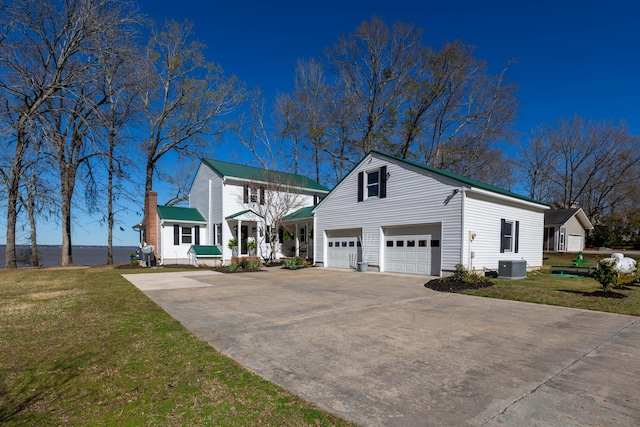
0, 0, 245, 268
1, 3, 638, 268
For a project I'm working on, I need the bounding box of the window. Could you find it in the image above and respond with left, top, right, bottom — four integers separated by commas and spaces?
342, 241, 347, 247
407, 240, 416, 247
500, 219, 519, 253
300, 226, 306, 243
174, 225, 195, 245
328, 242, 334, 247
367, 170, 379, 197
357, 165, 387, 201
386, 240, 394, 247
418, 240, 427, 247
396, 240, 404, 247
215, 224, 222, 246
181, 227, 192, 244
244, 185, 265, 205
349, 241, 355, 247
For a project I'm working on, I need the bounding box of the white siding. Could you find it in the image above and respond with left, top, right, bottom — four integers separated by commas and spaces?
314, 154, 464, 275
189, 165, 222, 245
158, 222, 206, 264
463, 191, 545, 271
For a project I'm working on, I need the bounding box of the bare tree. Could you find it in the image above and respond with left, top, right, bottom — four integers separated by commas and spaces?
521, 116, 640, 224
140, 19, 245, 218
240, 174, 308, 262
0, 0, 139, 267
275, 17, 517, 188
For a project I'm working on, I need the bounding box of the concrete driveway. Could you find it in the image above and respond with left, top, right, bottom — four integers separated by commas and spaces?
123, 268, 640, 426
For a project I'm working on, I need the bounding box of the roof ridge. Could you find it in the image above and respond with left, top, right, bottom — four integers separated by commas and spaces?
201, 158, 330, 192
369, 150, 547, 206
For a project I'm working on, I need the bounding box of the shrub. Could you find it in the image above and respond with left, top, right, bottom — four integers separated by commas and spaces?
452, 263, 469, 282
593, 259, 620, 292
282, 257, 309, 270
225, 257, 261, 273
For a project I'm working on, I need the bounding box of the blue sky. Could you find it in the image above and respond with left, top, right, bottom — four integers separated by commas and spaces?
10, 0, 639, 247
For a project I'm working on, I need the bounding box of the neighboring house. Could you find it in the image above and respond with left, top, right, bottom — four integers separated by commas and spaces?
136, 160, 329, 265
313, 151, 549, 276
543, 208, 594, 252
188, 158, 329, 263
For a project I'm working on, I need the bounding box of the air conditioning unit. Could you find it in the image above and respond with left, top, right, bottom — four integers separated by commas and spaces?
498, 260, 527, 280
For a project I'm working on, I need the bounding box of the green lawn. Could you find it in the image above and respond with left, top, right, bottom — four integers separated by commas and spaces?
464, 252, 640, 316
0, 266, 356, 426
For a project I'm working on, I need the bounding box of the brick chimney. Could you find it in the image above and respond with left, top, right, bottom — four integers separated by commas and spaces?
144, 191, 158, 250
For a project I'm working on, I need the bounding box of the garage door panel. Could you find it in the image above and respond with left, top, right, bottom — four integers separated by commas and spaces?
326, 230, 359, 269
385, 226, 439, 275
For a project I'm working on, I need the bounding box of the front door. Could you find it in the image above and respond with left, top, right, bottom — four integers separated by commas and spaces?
241, 225, 248, 255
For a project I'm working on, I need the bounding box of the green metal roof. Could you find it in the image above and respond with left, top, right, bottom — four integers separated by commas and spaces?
189, 245, 222, 256
283, 206, 314, 221
202, 158, 330, 192
370, 150, 547, 206
225, 209, 262, 220
157, 205, 206, 222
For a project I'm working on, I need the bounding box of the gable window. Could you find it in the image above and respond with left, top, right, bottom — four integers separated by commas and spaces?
500, 219, 520, 253
358, 165, 387, 202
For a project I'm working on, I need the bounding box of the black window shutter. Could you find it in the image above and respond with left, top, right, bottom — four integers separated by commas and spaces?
500, 219, 505, 253
243, 184, 249, 203
380, 165, 387, 199
515, 221, 520, 253
260, 186, 265, 205
195, 226, 200, 245
173, 224, 179, 245
357, 172, 364, 202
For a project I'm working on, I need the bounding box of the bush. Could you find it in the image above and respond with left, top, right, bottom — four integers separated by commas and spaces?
282, 257, 309, 270
225, 257, 261, 273
593, 259, 620, 292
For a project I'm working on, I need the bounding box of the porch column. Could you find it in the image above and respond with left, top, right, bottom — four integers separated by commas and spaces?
295, 223, 300, 257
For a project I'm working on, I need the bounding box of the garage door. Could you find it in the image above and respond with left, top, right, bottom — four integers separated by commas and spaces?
567, 235, 583, 252
385, 226, 440, 275
326, 230, 359, 269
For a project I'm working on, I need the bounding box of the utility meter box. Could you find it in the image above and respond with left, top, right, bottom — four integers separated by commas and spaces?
498, 260, 527, 280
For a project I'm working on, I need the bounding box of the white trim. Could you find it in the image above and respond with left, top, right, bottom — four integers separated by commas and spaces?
466, 187, 549, 211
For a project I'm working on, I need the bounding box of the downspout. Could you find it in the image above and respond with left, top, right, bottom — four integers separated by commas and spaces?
312, 213, 317, 266
460, 187, 466, 269
208, 179, 213, 245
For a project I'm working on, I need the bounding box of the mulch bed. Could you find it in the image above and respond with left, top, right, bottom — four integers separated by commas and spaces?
424, 278, 494, 293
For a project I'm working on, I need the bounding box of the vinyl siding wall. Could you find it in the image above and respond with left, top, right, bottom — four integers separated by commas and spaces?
314, 154, 464, 273
463, 191, 545, 270
158, 222, 206, 264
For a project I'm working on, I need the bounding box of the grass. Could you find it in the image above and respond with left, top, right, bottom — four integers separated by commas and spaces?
464, 252, 640, 316
0, 265, 356, 426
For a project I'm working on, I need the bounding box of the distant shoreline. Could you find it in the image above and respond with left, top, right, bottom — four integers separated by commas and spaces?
0, 245, 138, 268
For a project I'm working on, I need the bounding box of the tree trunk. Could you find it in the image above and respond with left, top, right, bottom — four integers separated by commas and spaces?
5, 190, 18, 269
27, 176, 39, 267
5, 129, 28, 269
59, 166, 75, 266
106, 134, 115, 265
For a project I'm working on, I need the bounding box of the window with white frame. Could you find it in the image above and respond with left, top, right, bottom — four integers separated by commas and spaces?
367, 170, 380, 197
500, 219, 519, 253
357, 165, 387, 202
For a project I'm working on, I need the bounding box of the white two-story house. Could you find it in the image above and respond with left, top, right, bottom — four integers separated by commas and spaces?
137, 159, 329, 266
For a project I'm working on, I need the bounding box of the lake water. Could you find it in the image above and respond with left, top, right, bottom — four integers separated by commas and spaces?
0, 245, 138, 268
